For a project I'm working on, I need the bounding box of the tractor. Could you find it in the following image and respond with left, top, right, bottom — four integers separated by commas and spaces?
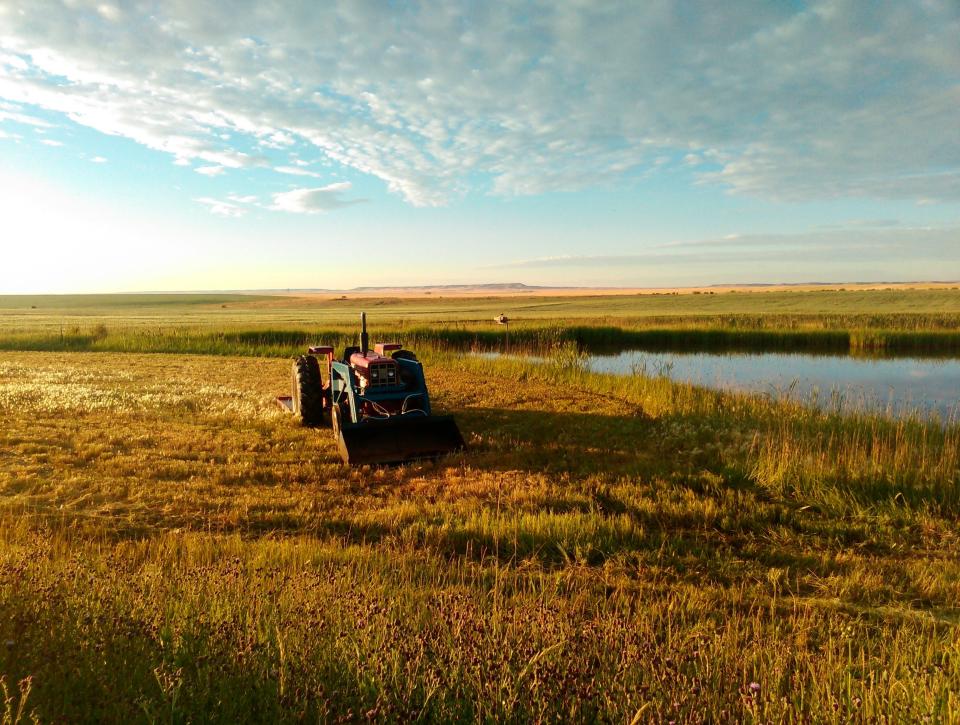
277, 312, 465, 465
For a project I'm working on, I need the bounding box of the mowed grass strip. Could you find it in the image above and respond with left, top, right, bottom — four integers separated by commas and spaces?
0, 351, 958, 722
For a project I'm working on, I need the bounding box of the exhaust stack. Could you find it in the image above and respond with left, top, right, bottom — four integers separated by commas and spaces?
360, 311, 369, 354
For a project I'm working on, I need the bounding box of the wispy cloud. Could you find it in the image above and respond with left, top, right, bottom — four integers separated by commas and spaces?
0, 106, 53, 128
274, 166, 322, 178
498, 226, 960, 274
226, 194, 258, 204
0, 2, 957, 204
194, 196, 246, 217
271, 183, 364, 214
495, 226, 960, 269
194, 165, 225, 177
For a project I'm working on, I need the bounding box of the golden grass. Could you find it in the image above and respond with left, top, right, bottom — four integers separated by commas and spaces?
0, 350, 958, 722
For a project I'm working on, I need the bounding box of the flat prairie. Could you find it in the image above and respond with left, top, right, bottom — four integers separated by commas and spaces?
0, 292, 959, 722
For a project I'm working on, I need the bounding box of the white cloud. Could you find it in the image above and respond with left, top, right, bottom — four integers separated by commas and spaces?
96, 4, 122, 23
226, 194, 258, 204
195, 165, 226, 176
0, 1, 957, 204
274, 166, 322, 178
39, 138, 63, 147
260, 131, 295, 149
194, 196, 245, 217
0, 106, 53, 128
0, 52, 29, 72
271, 183, 364, 214
90, 156, 107, 163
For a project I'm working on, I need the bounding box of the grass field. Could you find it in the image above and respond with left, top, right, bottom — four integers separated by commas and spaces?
3, 288, 960, 330
3, 288, 960, 357
1, 292, 959, 721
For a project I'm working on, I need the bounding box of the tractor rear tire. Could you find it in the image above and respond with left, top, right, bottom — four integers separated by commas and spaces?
292, 355, 324, 427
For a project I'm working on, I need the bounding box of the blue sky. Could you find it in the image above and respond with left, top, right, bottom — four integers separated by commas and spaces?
0, 0, 958, 293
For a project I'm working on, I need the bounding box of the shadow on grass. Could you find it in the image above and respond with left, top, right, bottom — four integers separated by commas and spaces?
453, 406, 666, 477
6, 401, 951, 593
0, 584, 374, 723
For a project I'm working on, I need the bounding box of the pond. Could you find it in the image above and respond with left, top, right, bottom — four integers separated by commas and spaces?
584, 350, 960, 421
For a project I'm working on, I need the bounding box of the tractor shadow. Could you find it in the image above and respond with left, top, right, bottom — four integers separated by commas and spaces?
449, 406, 685, 480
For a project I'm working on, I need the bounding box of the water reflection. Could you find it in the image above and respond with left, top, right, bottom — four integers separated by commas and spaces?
586, 350, 960, 421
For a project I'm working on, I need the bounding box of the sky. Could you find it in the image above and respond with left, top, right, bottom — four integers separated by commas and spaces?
0, 0, 958, 293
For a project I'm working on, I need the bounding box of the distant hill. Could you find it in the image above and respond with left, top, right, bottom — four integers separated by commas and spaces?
346, 283, 565, 292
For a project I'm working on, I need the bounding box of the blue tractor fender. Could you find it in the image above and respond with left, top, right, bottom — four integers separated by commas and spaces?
394, 357, 433, 417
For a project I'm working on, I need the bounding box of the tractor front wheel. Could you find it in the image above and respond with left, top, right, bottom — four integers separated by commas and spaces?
292, 355, 325, 426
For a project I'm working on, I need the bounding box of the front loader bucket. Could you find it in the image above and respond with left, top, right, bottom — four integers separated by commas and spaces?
337, 415, 465, 466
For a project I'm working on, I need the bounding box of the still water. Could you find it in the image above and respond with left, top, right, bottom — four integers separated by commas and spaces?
584, 350, 960, 421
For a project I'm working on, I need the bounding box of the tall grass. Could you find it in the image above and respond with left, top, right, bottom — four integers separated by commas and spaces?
453, 348, 960, 512
3, 320, 960, 357
2, 527, 958, 723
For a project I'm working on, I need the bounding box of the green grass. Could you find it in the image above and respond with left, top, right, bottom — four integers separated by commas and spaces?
3, 287, 959, 329
4, 321, 960, 357
3, 289, 960, 358
1, 291, 959, 721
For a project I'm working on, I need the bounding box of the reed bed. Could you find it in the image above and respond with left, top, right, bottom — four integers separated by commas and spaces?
3, 320, 960, 358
